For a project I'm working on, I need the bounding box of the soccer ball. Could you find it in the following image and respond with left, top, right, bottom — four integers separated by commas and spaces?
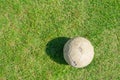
63, 37, 94, 68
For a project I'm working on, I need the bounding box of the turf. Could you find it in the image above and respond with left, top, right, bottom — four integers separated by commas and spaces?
0, 0, 120, 80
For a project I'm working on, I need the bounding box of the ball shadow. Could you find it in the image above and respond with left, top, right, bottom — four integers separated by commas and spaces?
46, 37, 70, 64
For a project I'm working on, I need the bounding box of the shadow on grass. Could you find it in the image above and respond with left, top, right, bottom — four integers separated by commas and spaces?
46, 37, 70, 64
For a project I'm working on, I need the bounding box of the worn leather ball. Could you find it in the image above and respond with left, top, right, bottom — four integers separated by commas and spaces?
63, 37, 94, 68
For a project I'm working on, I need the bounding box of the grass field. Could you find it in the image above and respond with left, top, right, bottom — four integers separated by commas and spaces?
0, 0, 120, 80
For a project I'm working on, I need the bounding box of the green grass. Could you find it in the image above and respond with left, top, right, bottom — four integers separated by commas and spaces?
0, 0, 120, 80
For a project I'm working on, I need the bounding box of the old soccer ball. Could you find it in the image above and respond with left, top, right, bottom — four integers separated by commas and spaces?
63, 37, 94, 68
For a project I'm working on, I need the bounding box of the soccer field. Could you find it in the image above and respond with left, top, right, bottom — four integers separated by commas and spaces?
0, 0, 120, 80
